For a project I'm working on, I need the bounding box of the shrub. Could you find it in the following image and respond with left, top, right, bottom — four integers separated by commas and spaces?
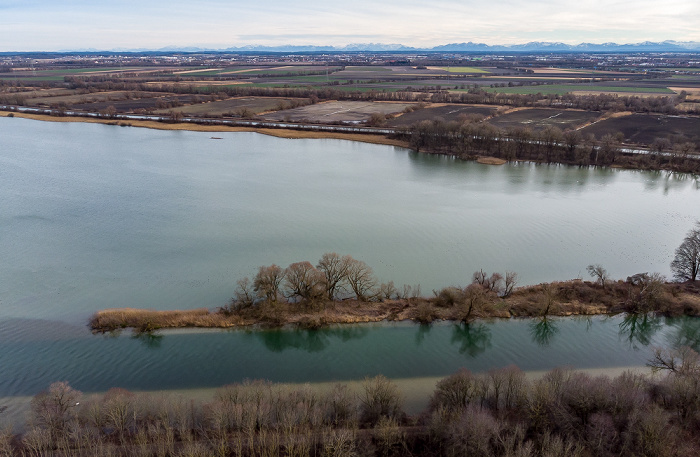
360, 376, 403, 426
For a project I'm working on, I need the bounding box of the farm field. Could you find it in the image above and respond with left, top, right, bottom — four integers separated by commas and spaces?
580, 114, 700, 147
155, 97, 309, 116
438, 66, 491, 73
486, 108, 601, 131
481, 84, 676, 95
24, 90, 164, 106
262, 101, 414, 123
387, 104, 499, 127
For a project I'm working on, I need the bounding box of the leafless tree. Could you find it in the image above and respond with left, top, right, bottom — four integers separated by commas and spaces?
233, 276, 255, 308
671, 222, 700, 282
346, 258, 377, 302
586, 264, 609, 288
472, 269, 487, 286
253, 264, 285, 303
648, 346, 700, 376
503, 271, 518, 298
30, 382, 81, 443
317, 252, 352, 300
284, 261, 324, 302
461, 284, 486, 322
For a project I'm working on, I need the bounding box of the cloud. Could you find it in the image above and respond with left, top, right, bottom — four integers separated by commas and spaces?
1, 0, 698, 51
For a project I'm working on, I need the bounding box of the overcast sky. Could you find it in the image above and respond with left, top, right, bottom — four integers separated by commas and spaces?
1, 0, 699, 51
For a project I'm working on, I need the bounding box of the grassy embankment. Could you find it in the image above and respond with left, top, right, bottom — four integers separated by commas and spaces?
89, 279, 700, 334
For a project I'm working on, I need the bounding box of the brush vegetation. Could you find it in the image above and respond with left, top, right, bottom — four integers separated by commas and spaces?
3, 346, 700, 456
90, 253, 700, 334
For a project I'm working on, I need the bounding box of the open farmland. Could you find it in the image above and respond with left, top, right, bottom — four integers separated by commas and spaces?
580, 114, 700, 147
387, 104, 499, 127
487, 108, 601, 131
155, 97, 309, 116
482, 84, 675, 96
262, 101, 414, 123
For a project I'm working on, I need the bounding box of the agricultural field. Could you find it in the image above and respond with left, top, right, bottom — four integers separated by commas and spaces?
487, 108, 601, 131
24, 90, 163, 106
70, 95, 195, 113
481, 84, 676, 96
580, 113, 700, 147
438, 66, 491, 73
387, 104, 499, 127
155, 97, 309, 116
262, 101, 414, 123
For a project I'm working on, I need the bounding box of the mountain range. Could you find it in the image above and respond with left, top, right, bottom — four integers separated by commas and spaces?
141, 41, 700, 53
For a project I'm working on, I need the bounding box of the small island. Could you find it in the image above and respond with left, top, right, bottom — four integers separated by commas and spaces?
90, 243, 700, 334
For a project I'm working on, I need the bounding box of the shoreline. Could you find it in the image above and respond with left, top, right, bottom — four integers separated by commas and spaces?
0, 110, 411, 149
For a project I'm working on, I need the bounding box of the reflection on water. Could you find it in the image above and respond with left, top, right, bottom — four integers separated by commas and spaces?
132, 332, 163, 349
415, 323, 432, 345
450, 323, 492, 357
246, 326, 370, 353
530, 317, 560, 347
665, 316, 700, 351
619, 313, 662, 349
643, 170, 700, 194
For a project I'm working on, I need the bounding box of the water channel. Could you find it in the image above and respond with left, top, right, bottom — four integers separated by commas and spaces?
1, 116, 699, 417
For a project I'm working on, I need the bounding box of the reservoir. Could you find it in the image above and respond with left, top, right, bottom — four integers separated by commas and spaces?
1, 116, 699, 401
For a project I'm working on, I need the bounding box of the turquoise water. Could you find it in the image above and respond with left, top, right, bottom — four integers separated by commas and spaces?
1, 116, 699, 398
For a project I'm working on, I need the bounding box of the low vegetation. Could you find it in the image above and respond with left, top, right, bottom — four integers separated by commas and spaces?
90, 245, 700, 333
3, 347, 700, 456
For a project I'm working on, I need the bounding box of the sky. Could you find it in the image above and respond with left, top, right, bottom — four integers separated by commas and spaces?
1, 0, 699, 51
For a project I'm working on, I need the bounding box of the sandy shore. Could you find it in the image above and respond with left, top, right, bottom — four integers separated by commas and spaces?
0, 110, 411, 148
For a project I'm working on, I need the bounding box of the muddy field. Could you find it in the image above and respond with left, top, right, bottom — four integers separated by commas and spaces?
263, 101, 414, 123
487, 108, 601, 131
387, 104, 499, 127
581, 114, 700, 147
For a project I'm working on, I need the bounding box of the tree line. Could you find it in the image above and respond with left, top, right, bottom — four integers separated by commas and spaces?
393, 118, 700, 173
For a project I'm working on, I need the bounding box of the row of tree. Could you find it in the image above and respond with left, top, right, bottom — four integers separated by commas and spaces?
395, 119, 700, 173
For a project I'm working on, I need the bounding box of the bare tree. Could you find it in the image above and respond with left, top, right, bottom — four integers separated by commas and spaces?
285, 261, 324, 302
586, 264, 609, 288
472, 269, 488, 286
253, 264, 286, 303
503, 271, 518, 298
461, 284, 486, 322
671, 222, 700, 282
233, 277, 255, 308
346, 258, 377, 301
317, 252, 352, 300
648, 346, 700, 376
487, 272, 503, 293
30, 382, 81, 443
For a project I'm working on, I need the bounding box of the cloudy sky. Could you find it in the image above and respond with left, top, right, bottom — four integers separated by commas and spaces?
1, 0, 699, 51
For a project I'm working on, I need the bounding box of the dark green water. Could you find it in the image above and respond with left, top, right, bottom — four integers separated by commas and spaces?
1, 116, 699, 399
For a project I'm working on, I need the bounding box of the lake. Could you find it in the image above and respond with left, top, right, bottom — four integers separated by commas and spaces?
1, 116, 699, 402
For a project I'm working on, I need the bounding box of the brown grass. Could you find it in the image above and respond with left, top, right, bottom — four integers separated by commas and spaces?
88, 279, 700, 334
476, 156, 507, 165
